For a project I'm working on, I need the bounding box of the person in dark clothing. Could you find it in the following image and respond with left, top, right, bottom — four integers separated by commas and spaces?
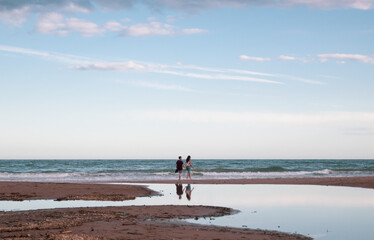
176, 156, 184, 182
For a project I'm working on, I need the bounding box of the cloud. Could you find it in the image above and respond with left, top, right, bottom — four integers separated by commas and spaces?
0, 0, 372, 15
70, 58, 324, 85
0, 44, 94, 64
0, 44, 323, 85
169, 65, 276, 77
122, 21, 174, 36
103, 21, 123, 32
0, 0, 374, 30
239, 55, 271, 62
156, 64, 323, 84
278, 0, 374, 10
181, 28, 206, 34
70, 61, 145, 71
279, 55, 297, 61
277, 74, 324, 85
2, 0, 372, 26
318, 53, 374, 64
0, 0, 93, 12
152, 0, 374, 11
70, 61, 283, 84
35, 13, 103, 36
0, 6, 30, 25
240, 53, 374, 65
121, 21, 206, 37
64, 2, 91, 13
34, 13, 205, 37
127, 80, 194, 92
152, 69, 283, 84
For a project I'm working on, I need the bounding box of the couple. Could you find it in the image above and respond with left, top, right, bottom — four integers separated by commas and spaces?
176, 155, 194, 182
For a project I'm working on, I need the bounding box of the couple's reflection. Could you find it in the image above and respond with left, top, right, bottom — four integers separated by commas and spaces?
175, 183, 194, 200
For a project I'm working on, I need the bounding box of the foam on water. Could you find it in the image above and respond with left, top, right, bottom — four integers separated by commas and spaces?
0, 159, 373, 182
0, 169, 370, 182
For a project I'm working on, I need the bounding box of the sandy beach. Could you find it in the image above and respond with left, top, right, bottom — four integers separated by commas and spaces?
127, 176, 374, 189
1, 176, 373, 239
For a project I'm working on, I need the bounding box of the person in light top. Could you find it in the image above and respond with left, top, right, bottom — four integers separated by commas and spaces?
185, 155, 194, 180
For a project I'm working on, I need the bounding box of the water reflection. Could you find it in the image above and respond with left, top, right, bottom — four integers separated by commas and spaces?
175, 184, 194, 200
185, 184, 194, 200
1, 184, 374, 240
175, 183, 183, 199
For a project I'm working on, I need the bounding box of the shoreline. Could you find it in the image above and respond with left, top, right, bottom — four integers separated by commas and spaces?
1, 176, 374, 201
125, 176, 374, 189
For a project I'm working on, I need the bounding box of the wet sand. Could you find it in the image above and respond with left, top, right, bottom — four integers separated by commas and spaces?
2, 177, 373, 239
0, 182, 156, 201
0, 206, 309, 240
128, 176, 374, 189
2, 176, 373, 202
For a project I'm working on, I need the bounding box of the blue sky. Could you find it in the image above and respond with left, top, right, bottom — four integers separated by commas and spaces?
1, 0, 374, 159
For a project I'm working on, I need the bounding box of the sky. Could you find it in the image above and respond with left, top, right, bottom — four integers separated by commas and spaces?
1, 0, 374, 159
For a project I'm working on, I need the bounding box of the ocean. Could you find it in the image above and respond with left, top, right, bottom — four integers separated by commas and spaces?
0, 159, 373, 182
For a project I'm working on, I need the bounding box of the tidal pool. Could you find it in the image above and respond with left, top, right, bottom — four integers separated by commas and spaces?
1, 184, 374, 240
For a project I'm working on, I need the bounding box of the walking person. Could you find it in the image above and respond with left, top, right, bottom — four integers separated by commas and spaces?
176, 156, 184, 182
185, 155, 194, 180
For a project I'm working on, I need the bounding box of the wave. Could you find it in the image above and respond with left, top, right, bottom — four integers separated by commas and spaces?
195, 166, 289, 173
0, 168, 372, 182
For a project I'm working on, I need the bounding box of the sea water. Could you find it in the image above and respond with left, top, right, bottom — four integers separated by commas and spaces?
0, 159, 373, 182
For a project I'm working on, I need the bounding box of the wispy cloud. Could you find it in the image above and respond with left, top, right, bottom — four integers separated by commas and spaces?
239, 55, 271, 62
277, 0, 374, 10
0, 45, 94, 64
70, 61, 283, 84
0, 44, 325, 85
127, 80, 194, 92
279, 55, 296, 61
70, 61, 145, 71
152, 69, 283, 84
168, 64, 276, 77
155, 64, 324, 84
121, 21, 206, 37
278, 55, 312, 63
34, 13, 205, 37
318, 53, 374, 64
239, 53, 374, 65
277, 74, 324, 85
